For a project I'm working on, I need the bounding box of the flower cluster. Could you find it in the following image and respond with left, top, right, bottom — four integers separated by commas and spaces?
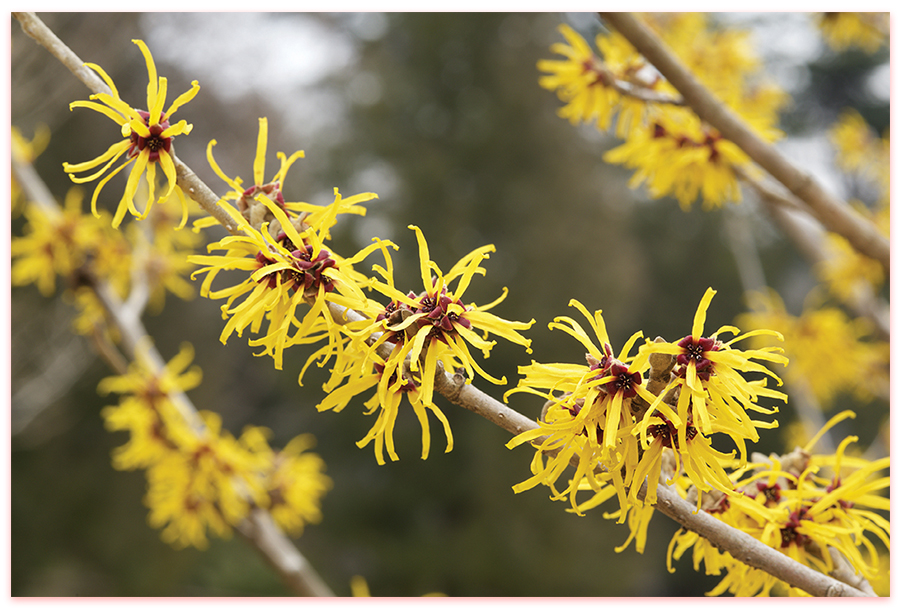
190, 120, 534, 464
11, 124, 51, 216
666, 411, 889, 596
505, 288, 787, 518
819, 109, 889, 302
11, 180, 201, 339
736, 289, 889, 406
539, 15, 787, 210
99, 341, 331, 548
62, 39, 200, 229
816, 12, 889, 54
314, 225, 534, 464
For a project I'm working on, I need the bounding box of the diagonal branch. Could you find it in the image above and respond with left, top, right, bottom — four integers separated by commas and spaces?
599, 12, 889, 275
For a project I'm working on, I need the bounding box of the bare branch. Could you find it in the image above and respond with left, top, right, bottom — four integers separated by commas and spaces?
738, 169, 889, 341
599, 12, 889, 274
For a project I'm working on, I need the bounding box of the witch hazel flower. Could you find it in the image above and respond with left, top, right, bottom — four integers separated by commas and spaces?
63, 40, 200, 229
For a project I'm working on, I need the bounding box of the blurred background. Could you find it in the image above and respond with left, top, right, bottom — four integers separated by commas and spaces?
10, 12, 890, 596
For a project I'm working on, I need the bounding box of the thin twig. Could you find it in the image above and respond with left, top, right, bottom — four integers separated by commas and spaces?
599, 12, 889, 274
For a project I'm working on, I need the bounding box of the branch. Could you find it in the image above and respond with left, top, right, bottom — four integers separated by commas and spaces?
599, 12, 889, 275
738, 168, 889, 342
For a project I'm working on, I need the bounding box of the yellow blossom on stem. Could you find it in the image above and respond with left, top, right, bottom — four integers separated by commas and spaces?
188, 195, 387, 371
318, 228, 531, 464
98, 341, 203, 468
62, 39, 200, 229
238, 428, 331, 536
602, 107, 751, 210
538, 24, 655, 138
667, 411, 889, 596
11, 124, 51, 215
828, 108, 889, 189
634, 288, 786, 458
369, 224, 534, 409
505, 299, 658, 515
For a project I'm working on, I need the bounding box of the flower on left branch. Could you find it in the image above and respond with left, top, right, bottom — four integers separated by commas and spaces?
62, 39, 200, 229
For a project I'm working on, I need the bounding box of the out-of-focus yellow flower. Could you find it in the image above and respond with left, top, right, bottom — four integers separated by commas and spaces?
238, 428, 331, 537
11, 124, 51, 216
542, 14, 787, 211
538, 24, 656, 139
603, 108, 751, 210
737, 289, 889, 406
828, 108, 889, 189
11, 188, 104, 295
816, 13, 888, 54
62, 39, 199, 229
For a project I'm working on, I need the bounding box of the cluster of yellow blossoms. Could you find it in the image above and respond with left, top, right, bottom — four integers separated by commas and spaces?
505, 288, 786, 514
539, 14, 787, 210
667, 411, 889, 596
820, 108, 890, 303
187, 118, 534, 465
816, 12, 889, 54
100, 342, 330, 548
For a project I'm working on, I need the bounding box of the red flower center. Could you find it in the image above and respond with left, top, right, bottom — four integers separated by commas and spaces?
129, 110, 172, 163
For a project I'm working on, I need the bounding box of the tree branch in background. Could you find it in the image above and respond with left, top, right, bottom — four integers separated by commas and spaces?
599, 12, 890, 274
737, 168, 889, 343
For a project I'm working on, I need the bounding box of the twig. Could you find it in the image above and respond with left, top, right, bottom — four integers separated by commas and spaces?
599, 12, 889, 274
235, 509, 335, 597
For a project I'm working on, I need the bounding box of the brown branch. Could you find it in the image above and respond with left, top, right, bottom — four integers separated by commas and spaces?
738, 168, 889, 342
599, 12, 889, 275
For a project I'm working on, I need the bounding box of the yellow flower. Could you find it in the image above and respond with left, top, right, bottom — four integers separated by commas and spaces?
549, 13, 788, 211
667, 411, 890, 596
11, 187, 103, 296
238, 428, 331, 536
62, 39, 200, 229
737, 289, 889, 406
11, 124, 51, 216
634, 288, 786, 458
369, 224, 534, 408
538, 24, 653, 138
603, 108, 751, 210
320, 228, 532, 464
315, 329, 457, 465
505, 299, 655, 515
828, 108, 889, 189
98, 341, 203, 468
189, 194, 386, 371
816, 13, 888, 54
